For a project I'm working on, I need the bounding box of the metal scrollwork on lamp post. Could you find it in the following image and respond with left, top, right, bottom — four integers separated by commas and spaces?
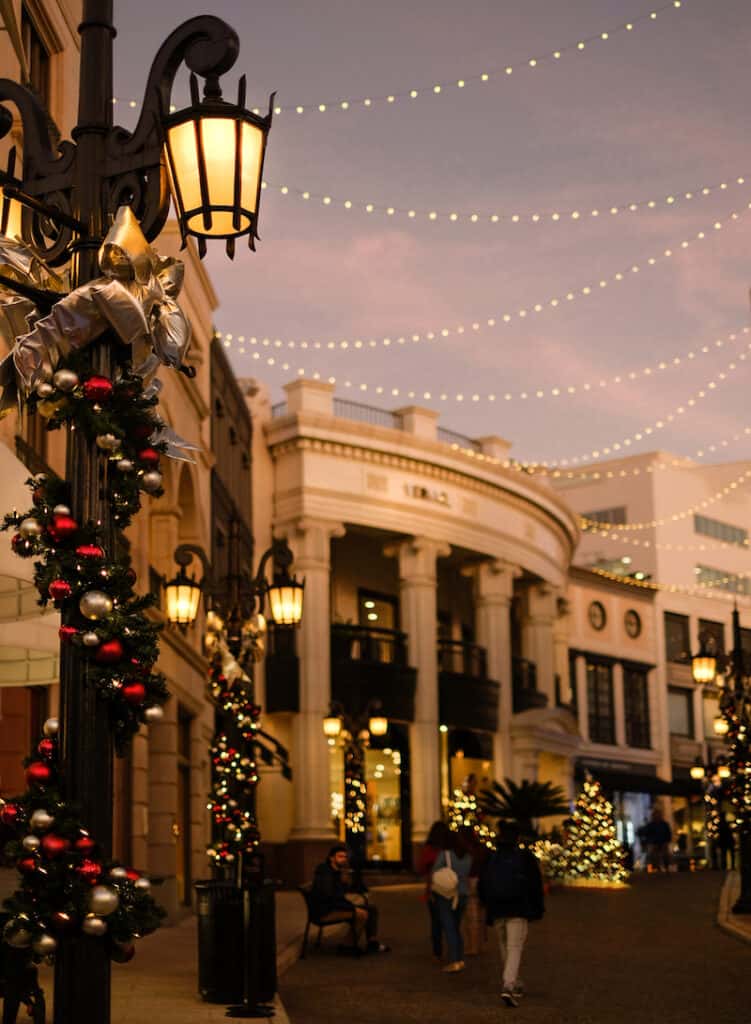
322, 700, 388, 868
0, 5, 274, 1020
692, 611, 751, 912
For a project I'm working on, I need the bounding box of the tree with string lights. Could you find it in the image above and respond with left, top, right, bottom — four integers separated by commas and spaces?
556, 775, 629, 886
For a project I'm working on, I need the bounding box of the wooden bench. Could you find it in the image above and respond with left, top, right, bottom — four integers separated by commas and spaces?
297, 884, 359, 958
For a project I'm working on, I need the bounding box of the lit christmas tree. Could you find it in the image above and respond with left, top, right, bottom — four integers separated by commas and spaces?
556, 775, 629, 886
447, 788, 495, 848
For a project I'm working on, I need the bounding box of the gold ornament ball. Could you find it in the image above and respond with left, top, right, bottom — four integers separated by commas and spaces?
82, 631, 101, 647
82, 915, 107, 937
52, 504, 71, 516
37, 398, 67, 419
32, 933, 57, 956
140, 470, 163, 494
109, 866, 128, 880
134, 877, 151, 893
22, 835, 41, 852
95, 434, 120, 451
35, 381, 53, 398
4, 923, 32, 948
52, 369, 79, 392
29, 809, 55, 832
89, 884, 120, 917
79, 591, 114, 620
144, 706, 164, 724
43, 717, 59, 737
19, 518, 43, 539
116, 459, 134, 472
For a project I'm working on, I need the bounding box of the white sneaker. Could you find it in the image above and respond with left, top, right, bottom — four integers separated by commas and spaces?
501, 990, 520, 1008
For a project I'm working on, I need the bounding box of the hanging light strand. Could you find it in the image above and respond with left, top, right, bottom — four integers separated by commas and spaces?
111, 3, 685, 119
236, 325, 750, 405
590, 565, 751, 601
259, 172, 746, 226
216, 202, 750, 354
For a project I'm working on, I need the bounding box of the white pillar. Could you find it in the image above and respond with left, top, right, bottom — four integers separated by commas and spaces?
576, 656, 589, 742
470, 559, 518, 782
386, 537, 449, 843
613, 662, 627, 747
284, 517, 345, 840
520, 583, 557, 704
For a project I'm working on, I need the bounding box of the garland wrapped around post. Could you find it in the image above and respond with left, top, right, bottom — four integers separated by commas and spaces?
0, 210, 198, 979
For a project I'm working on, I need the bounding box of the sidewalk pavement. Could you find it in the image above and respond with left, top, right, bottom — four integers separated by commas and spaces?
717, 869, 751, 944
34, 889, 312, 1022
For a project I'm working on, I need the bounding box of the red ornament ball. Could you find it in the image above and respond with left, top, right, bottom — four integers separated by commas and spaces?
41, 834, 70, 859
11, 534, 34, 557
136, 447, 160, 467
48, 579, 72, 603
131, 422, 153, 442
58, 625, 77, 642
47, 515, 78, 542
111, 943, 136, 964
125, 868, 141, 882
83, 376, 113, 402
37, 738, 55, 760
75, 835, 96, 856
93, 639, 125, 665
76, 859, 102, 884
18, 857, 37, 874
0, 803, 20, 826
122, 682, 146, 706
25, 762, 52, 787
75, 544, 105, 560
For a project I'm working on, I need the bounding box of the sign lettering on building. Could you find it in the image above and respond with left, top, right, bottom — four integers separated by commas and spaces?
404, 483, 450, 507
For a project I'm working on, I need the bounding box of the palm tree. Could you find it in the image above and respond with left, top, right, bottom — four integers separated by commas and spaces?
479, 778, 570, 837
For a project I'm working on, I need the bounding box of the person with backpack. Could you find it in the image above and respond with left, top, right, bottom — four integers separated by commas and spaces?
478, 822, 545, 1008
431, 829, 473, 973
418, 820, 452, 961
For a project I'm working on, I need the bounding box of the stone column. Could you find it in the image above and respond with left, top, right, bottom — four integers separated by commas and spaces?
520, 582, 557, 705
147, 697, 178, 918
575, 656, 589, 741
386, 537, 450, 844
282, 518, 345, 865
469, 560, 518, 782
613, 662, 627, 747
553, 596, 572, 704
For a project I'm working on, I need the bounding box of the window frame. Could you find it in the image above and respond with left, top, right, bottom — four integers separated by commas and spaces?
664, 611, 691, 664
668, 685, 695, 738
586, 658, 615, 745
623, 666, 651, 749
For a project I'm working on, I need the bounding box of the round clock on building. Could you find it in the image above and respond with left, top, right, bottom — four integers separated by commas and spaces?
588, 600, 606, 631
624, 609, 642, 638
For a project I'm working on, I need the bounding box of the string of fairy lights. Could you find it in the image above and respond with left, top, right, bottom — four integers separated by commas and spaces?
235, 325, 751, 406
590, 565, 751, 598
111, 1, 686, 119
258, 173, 747, 227
217, 204, 749, 357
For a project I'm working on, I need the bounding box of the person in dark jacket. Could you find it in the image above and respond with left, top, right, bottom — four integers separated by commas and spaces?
309, 843, 389, 953
478, 822, 544, 1008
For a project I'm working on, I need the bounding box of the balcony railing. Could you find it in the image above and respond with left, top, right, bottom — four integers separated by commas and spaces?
512, 656, 548, 713
330, 624, 416, 722
333, 399, 403, 430
437, 427, 482, 453
331, 623, 408, 666
438, 640, 487, 679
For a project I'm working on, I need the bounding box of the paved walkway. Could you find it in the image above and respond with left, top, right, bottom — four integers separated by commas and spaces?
280, 874, 750, 1024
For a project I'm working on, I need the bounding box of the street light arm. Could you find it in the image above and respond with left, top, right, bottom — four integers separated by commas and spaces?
173, 542, 213, 587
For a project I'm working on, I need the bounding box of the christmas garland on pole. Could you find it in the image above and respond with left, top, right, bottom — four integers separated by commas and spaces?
0, 208, 197, 964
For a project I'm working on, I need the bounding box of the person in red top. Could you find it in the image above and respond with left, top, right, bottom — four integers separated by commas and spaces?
418, 821, 451, 962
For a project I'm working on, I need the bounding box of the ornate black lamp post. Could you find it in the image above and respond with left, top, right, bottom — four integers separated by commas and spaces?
692, 609, 751, 912
0, 5, 273, 1020
322, 701, 388, 867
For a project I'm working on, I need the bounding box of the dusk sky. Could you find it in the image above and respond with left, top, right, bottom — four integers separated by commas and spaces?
115, 0, 751, 466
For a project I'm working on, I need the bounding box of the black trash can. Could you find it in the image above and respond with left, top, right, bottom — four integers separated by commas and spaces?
195, 880, 244, 1004
195, 878, 279, 1007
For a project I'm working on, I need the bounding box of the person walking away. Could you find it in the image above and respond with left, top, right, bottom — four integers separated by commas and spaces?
309, 843, 390, 954
418, 821, 451, 962
431, 829, 472, 972
479, 822, 544, 1008
644, 806, 672, 872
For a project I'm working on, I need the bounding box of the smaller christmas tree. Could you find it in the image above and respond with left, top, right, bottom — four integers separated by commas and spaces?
557, 775, 629, 886
447, 788, 495, 848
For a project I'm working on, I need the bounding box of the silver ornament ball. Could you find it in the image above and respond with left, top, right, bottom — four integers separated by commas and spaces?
116, 459, 134, 472
19, 518, 43, 539
140, 470, 163, 494
143, 706, 164, 724
89, 885, 120, 917
4, 923, 32, 948
109, 866, 128, 880
79, 591, 113, 620
52, 504, 71, 517
43, 717, 59, 737
95, 433, 120, 451
82, 631, 101, 647
133, 877, 151, 893
29, 809, 55, 832
35, 382, 53, 398
32, 933, 57, 956
22, 835, 41, 852
82, 915, 107, 937
52, 369, 79, 392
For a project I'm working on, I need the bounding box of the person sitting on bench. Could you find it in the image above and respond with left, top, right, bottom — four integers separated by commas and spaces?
309, 843, 390, 953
